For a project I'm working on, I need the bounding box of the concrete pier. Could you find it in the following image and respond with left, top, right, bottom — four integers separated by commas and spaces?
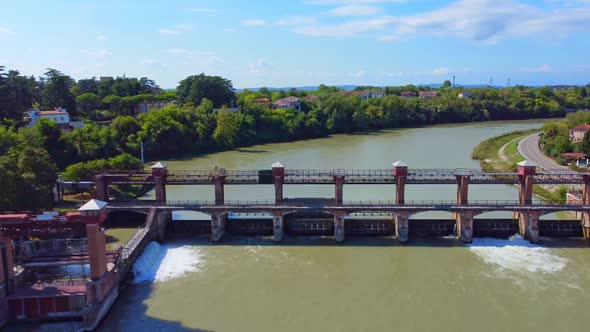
334, 212, 345, 242
393, 161, 408, 204
520, 211, 540, 243
394, 212, 409, 243
272, 212, 284, 242
456, 212, 474, 243
211, 213, 226, 242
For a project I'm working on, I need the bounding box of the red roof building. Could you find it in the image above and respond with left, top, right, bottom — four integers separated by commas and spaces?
569, 124, 590, 142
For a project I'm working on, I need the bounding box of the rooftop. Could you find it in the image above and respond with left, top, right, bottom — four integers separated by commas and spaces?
79, 199, 108, 211
571, 124, 590, 131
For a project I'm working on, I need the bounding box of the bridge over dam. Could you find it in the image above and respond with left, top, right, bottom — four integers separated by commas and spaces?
97, 160, 590, 244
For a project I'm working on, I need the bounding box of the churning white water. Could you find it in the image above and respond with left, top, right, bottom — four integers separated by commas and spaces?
133, 241, 203, 283
468, 235, 567, 273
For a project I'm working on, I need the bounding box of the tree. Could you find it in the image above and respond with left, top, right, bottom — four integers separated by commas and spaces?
582, 131, 590, 155
213, 108, 240, 147
76, 93, 100, 115
176, 74, 235, 108
41, 69, 77, 117
443, 80, 452, 88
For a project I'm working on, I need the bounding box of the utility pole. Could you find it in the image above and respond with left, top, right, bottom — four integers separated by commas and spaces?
507, 78, 511, 87
140, 141, 145, 167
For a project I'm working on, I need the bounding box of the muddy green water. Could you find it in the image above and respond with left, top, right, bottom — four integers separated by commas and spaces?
14, 120, 590, 332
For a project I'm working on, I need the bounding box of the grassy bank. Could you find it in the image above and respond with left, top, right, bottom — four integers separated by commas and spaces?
471, 129, 538, 172
472, 129, 567, 203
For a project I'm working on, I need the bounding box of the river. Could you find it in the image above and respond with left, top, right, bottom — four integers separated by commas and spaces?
12, 120, 590, 332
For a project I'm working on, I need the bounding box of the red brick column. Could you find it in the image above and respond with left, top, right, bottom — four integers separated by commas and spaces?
94, 175, 109, 202
272, 162, 285, 203
87, 224, 107, 281
456, 175, 470, 205
213, 170, 226, 206
582, 175, 590, 239
334, 174, 345, 205
393, 161, 408, 205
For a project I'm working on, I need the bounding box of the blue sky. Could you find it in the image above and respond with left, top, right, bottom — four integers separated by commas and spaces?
1, 0, 590, 89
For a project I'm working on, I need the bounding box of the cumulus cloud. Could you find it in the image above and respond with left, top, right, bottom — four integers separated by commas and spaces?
81, 49, 112, 58
520, 64, 552, 73
330, 5, 382, 16
241, 19, 266, 27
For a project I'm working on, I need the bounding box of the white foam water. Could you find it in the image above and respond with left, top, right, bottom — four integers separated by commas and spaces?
133, 241, 203, 283
467, 235, 567, 274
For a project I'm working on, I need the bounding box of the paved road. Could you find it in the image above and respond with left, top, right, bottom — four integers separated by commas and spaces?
517, 133, 569, 171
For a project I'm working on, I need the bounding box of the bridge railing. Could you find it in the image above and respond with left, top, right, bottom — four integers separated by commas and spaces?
156, 199, 584, 207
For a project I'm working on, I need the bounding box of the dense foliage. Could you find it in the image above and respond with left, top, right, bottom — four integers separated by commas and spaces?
540, 111, 590, 162
2, 64, 590, 210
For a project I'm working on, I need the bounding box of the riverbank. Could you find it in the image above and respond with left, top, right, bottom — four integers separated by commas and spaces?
471, 129, 567, 203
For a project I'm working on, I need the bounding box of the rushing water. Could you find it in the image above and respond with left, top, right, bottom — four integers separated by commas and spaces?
13, 120, 590, 332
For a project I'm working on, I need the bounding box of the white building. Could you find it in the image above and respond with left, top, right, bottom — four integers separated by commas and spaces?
357, 91, 385, 101
24, 108, 71, 128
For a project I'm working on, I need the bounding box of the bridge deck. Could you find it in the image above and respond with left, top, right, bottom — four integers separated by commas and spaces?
101, 168, 587, 185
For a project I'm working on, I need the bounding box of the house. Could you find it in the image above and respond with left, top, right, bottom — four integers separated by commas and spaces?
136, 101, 175, 114
569, 124, 590, 142
253, 97, 272, 109
549, 85, 575, 93
24, 108, 71, 128
354, 91, 385, 101
419, 90, 438, 99
560, 152, 588, 166
400, 91, 417, 98
274, 96, 301, 111
458, 91, 473, 98
305, 95, 319, 103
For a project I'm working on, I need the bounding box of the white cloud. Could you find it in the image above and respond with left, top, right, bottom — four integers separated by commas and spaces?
293, 16, 393, 37
176, 24, 193, 31
159, 24, 192, 36
348, 70, 367, 77
165, 48, 188, 55
188, 7, 217, 13
307, 0, 405, 4
0, 26, 14, 34
330, 5, 382, 16
249, 58, 272, 74
81, 49, 112, 58
293, 0, 590, 42
241, 19, 266, 27
159, 28, 179, 35
520, 64, 552, 73
96, 34, 108, 41
275, 16, 317, 26
432, 67, 450, 75
141, 59, 160, 66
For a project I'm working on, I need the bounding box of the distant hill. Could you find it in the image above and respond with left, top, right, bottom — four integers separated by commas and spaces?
235, 84, 505, 92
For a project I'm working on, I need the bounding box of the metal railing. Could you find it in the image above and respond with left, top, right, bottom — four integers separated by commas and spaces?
156, 199, 585, 208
